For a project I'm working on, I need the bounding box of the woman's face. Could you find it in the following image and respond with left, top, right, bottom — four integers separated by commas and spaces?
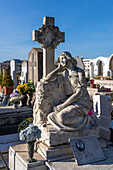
59, 55, 67, 67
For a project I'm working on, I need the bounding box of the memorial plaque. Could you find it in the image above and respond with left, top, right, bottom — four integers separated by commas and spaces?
69, 136, 105, 165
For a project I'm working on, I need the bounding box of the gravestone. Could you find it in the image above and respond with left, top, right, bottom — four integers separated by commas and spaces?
93, 95, 112, 140
32, 16, 65, 78
70, 136, 105, 165
20, 61, 28, 84
74, 56, 84, 70
10, 60, 17, 88
28, 48, 43, 86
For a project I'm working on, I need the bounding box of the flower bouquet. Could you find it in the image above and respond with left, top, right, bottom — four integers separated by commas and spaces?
17, 82, 34, 95
19, 124, 41, 163
10, 91, 20, 108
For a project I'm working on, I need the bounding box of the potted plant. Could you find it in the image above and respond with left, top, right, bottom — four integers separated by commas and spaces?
0, 71, 3, 92
2, 71, 14, 94
10, 91, 21, 108
17, 82, 35, 107
90, 79, 94, 88
10, 96, 20, 108
18, 118, 33, 132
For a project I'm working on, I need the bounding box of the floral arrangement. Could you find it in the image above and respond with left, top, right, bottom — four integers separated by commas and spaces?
10, 96, 20, 104
17, 82, 34, 94
18, 118, 33, 132
90, 79, 94, 84
10, 90, 21, 104
19, 124, 41, 142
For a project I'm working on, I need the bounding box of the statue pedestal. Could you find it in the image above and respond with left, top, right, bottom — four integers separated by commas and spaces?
37, 123, 100, 147
34, 124, 100, 161
9, 144, 47, 170
35, 141, 73, 161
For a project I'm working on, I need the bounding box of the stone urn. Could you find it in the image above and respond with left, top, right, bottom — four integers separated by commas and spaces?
19, 93, 28, 107
27, 141, 36, 163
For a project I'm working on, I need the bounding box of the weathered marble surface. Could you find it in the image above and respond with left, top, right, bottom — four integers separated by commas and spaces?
35, 124, 99, 146
46, 147, 113, 170
9, 144, 47, 170
35, 137, 106, 161
32, 16, 65, 78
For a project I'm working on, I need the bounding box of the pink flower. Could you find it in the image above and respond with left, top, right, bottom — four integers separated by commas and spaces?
88, 109, 94, 116
90, 79, 94, 84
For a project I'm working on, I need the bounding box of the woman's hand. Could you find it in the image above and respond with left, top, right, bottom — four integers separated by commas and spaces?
57, 63, 66, 71
53, 104, 64, 112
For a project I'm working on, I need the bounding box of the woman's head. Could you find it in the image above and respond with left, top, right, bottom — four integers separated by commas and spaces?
57, 51, 77, 67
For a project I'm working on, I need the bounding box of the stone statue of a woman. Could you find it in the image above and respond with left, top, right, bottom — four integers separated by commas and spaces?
33, 52, 93, 132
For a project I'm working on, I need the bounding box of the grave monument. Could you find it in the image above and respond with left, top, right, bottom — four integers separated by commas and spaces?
10, 60, 17, 89
33, 17, 99, 160
28, 48, 43, 86
9, 17, 100, 169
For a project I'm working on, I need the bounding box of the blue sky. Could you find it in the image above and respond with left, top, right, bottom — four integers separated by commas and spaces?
0, 0, 113, 62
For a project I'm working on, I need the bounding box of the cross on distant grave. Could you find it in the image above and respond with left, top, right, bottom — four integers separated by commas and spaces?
32, 16, 65, 78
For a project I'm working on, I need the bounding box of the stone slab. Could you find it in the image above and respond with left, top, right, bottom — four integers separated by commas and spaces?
35, 138, 106, 161
69, 136, 105, 165
35, 141, 73, 161
9, 144, 47, 170
37, 123, 100, 146
0, 133, 24, 152
0, 106, 33, 135
46, 147, 113, 170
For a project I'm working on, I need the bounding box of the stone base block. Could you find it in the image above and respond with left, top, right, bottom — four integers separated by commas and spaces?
35, 138, 106, 161
99, 126, 111, 140
37, 123, 100, 146
35, 142, 73, 161
9, 144, 47, 170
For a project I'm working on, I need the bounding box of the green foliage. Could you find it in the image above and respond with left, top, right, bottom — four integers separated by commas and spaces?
85, 77, 90, 82
2, 71, 14, 87
17, 82, 35, 95
10, 97, 20, 104
18, 118, 33, 132
0, 71, 3, 85
26, 82, 35, 94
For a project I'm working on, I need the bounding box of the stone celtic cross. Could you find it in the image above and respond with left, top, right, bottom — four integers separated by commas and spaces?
32, 16, 65, 78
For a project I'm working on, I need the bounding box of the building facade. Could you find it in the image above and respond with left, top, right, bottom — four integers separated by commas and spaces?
83, 54, 113, 78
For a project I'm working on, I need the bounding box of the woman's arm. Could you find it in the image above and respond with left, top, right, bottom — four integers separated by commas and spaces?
54, 70, 86, 112
54, 88, 83, 112
44, 64, 62, 81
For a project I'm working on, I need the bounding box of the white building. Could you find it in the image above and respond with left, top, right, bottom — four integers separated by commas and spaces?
83, 54, 113, 78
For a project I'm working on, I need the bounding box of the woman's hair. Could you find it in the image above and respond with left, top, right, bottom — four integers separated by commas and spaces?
57, 51, 77, 66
